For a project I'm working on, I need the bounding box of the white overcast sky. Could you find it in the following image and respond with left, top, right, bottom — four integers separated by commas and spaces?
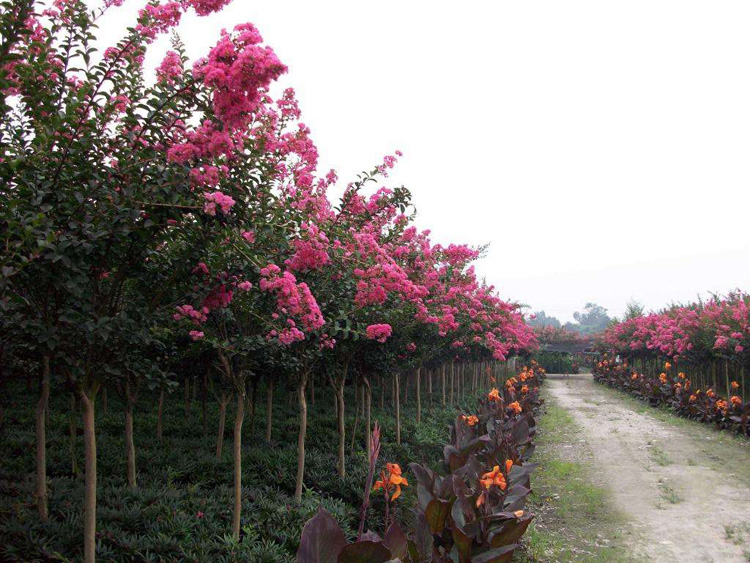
96, 0, 750, 323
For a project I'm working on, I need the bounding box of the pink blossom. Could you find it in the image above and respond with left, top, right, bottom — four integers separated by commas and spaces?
366, 324, 392, 343
203, 191, 235, 215
189, 330, 204, 341
193, 23, 287, 130
157, 51, 184, 84
192, 262, 209, 275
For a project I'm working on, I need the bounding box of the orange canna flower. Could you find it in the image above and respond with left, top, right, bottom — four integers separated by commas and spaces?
521, 385, 529, 394
707, 388, 715, 398
731, 381, 740, 390
480, 465, 507, 491
506, 377, 518, 388
505, 459, 513, 474
674, 382, 682, 390
689, 394, 697, 403
659, 373, 668, 384
631, 373, 639, 380
508, 401, 522, 415
488, 388, 501, 402
373, 462, 409, 501
716, 399, 728, 412
678, 372, 686, 380
664, 361, 672, 370
731, 395, 742, 407
461, 414, 479, 426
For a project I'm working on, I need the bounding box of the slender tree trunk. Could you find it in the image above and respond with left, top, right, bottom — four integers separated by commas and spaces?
156, 386, 164, 443
36, 355, 50, 521
124, 382, 137, 489
336, 385, 345, 477
81, 391, 97, 563
416, 367, 421, 424
216, 396, 228, 458
450, 362, 455, 406
442, 364, 446, 406
294, 371, 309, 503
365, 378, 372, 454
232, 389, 245, 540
265, 380, 273, 444
395, 372, 401, 445
69, 393, 79, 477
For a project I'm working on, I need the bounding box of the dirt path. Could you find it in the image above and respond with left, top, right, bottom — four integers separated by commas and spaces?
546, 374, 750, 563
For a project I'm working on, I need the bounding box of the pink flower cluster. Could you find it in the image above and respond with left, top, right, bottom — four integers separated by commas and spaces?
285, 223, 330, 271
365, 324, 392, 343
259, 264, 325, 345
156, 51, 183, 84
174, 304, 209, 325
193, 23, 287, 131
203, 191, 235, 216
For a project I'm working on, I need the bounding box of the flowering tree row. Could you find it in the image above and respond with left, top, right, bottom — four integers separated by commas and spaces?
597, 292, 749, 394
599, 292, 749, 361
0, 1, 536, 561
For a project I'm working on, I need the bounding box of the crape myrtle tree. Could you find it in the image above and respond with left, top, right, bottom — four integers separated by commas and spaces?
0, 0, 291, 559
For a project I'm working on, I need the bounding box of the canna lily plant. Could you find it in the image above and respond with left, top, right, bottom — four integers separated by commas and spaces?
296, 365, 544, 562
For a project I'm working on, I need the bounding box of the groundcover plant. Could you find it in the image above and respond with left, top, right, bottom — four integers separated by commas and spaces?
0, 1, 537, 561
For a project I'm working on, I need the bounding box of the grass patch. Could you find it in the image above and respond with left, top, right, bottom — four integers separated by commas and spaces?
655, 481, 682, 507
518, 391, 639, 562
648, 443, 671, 467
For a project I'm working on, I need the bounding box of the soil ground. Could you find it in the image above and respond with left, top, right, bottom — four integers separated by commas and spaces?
544, 373, 750, 562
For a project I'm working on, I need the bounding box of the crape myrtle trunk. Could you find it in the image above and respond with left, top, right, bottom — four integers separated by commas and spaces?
35, 355, 51, 521
232, 388, 245, 540
79, 388, 98, 563
294, 368, 310, 503
124, 380, 137, 489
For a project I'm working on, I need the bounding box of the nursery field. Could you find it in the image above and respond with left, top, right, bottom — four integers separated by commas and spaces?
0, 381, 466, 562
